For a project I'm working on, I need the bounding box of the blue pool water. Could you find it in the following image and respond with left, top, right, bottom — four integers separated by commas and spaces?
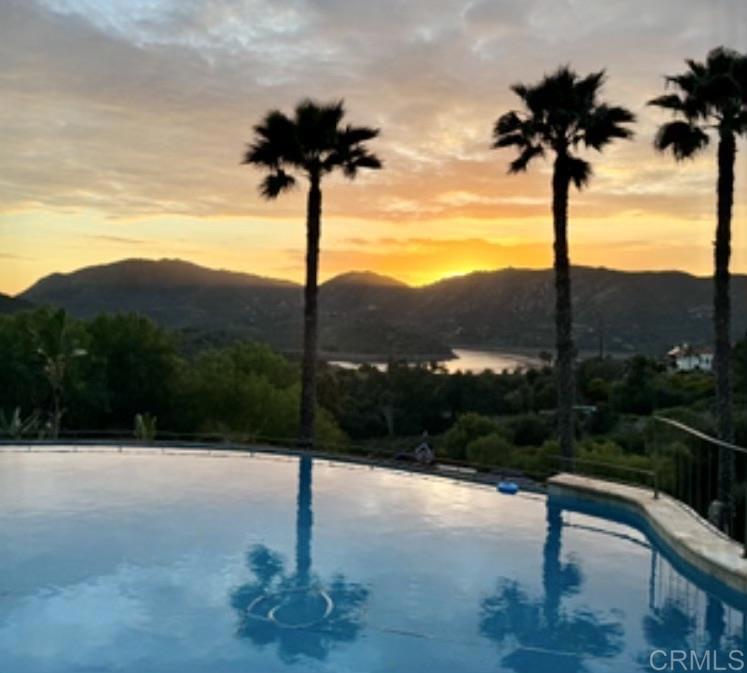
0, 450, 745, 673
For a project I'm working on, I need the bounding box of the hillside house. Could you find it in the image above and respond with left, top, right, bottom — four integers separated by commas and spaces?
667, 344, 714, 372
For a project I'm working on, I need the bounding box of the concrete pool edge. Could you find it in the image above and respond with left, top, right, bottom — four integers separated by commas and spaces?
548, 473, 747, 595
0, 441, 544, 493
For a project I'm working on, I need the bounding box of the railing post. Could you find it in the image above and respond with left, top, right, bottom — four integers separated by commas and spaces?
652, 419, 659, 499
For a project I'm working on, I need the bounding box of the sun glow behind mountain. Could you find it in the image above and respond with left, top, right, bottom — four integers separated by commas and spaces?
0, 0, 745, 294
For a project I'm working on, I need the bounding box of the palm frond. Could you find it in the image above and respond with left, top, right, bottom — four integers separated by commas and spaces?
259, 170, 296, 199
323, 125, 383, 178
243, 110, 298, 167
657, 47, 747, 127
510, 83, 529, 101
566, 156, 592, 189
338, 149, 383, 178
495, 66, 632, 178
508, 145, 544, 173
575, 69, 606, 106
351, 152, 383, 170
493, 132, 528, 149
735, 110, 747, 135
583, 104, 635, 150
338, 124, 380, 145
653, 120, 709, 160
244, 98, 381, 190
494, 111, 523, 137
706, 46, 741, 75
648, 94, 686, 112
294, 99, 345, 154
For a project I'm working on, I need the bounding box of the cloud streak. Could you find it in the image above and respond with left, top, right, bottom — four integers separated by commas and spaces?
0, 0, 745, 291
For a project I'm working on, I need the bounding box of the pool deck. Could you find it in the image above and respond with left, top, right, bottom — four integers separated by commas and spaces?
548, 473, 747, 595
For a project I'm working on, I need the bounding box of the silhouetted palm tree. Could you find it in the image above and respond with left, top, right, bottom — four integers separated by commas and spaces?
649, 47, 747, 517
244, 100, 382, 447
493, 68, 635, 460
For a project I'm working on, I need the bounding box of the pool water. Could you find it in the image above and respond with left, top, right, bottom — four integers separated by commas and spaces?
0, 450, 744, 672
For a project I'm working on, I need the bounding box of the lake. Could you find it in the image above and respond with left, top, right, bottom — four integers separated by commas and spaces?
329, 348, 543, 374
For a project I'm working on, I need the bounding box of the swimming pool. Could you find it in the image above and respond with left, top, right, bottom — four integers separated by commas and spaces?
0, 450, 744, 672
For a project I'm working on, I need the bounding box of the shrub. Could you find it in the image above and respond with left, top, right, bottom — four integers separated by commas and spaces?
441, 413, 501, 460
466, 433, 512, 467
134, 413, 157, 442
505, 413, 552, 447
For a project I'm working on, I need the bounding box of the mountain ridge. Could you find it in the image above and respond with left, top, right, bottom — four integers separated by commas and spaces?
17, 258, 747, 357
19, 257, 723, 297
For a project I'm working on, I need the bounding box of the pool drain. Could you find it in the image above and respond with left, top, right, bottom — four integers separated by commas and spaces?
246, 587, 334, 629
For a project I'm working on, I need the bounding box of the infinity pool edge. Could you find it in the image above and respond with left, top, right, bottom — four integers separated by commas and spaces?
548, 472, 747, 595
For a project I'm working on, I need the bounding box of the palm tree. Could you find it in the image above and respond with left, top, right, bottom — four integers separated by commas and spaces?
35, 309, 87, 438
493, 68, 635, 460
649, 47, 747, 520
244, 100, 382, 447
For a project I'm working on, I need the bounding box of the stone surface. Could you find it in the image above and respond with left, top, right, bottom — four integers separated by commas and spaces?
548, 472, 747, 594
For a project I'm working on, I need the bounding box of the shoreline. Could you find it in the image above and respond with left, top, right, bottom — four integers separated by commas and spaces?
323, 350, 457, 365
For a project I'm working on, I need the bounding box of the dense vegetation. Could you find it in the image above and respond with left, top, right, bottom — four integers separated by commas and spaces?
3, 308, 747, 494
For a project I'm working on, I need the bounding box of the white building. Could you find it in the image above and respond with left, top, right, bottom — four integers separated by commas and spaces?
667, 344, 714, 372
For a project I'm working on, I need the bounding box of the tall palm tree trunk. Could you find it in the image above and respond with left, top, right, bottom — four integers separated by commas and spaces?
296, 456, 313, 585
715, 130, 736, 518
553, 156, 575, 462
299, 174, 321, 447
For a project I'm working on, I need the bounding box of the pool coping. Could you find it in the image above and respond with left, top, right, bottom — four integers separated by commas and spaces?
0, 441, 544, 493
548, 472, 747, 595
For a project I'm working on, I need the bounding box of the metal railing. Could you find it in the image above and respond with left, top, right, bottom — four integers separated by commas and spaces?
651, 415, 747, 557
552, 454, 659, 497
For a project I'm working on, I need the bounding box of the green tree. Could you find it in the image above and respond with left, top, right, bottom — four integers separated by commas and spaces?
649, 47, 747, 514
493, 68, 635, 461
442, 412, 502, 460
466, 433, 512, 466
0, 311, 50, 414
86, 314, 179, 428
244, 100, 382, 447
34, 309, 87, 437
179, 343, 300, 440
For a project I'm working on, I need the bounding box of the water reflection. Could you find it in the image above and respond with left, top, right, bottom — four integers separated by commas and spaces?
640, 546, 746, 668
480, 501, 624, 672
230, 456, 369, 663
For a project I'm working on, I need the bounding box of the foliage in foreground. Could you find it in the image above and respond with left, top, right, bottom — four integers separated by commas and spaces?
1, 308, 746, 490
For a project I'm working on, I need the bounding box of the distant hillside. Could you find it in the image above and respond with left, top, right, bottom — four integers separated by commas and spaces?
18, 259, 747, 356
21, 258, 297, 330
411, 267, 747, 354
0, 293, 32, 315
19, 259, 451, 359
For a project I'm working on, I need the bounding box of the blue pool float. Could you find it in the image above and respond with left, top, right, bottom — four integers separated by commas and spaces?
497, 481, 519, 495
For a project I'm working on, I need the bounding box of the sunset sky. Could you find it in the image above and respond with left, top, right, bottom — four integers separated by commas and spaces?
1, 0, 746, 294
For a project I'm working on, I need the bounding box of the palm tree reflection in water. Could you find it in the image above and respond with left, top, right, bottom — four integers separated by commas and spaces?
479, 502, 624, 673
641, 550, 744, 667
231, 457, 369, 663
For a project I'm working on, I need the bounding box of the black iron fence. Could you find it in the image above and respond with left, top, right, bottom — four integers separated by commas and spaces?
650, 415, 747, 552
